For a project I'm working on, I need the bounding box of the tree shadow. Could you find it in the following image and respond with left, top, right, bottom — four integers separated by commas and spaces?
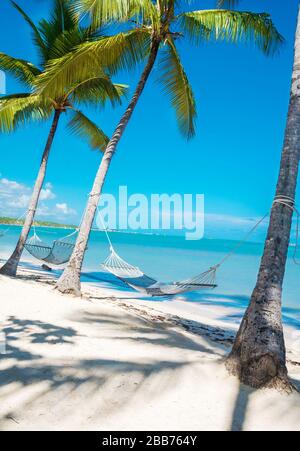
290, 376, 300, 392
3, 316, 78, 350
180, 292, 300, 332
77, 296, 237, 351
229, 383, 255, 431
71, 310, 225, 356
0, 310, 229, 429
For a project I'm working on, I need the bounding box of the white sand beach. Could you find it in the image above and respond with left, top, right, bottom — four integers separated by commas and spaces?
1, 263, 300, 431
0, 0, 299, 434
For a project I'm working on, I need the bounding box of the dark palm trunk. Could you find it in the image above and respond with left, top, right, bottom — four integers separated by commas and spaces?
226, 6, 300, 390
0, 109, 61, 277
56, 40, 161, 295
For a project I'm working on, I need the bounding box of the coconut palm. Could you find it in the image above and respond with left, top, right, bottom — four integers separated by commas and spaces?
223, 0, 300, 389
0, 0, 126, 277
36, 0, 283, 295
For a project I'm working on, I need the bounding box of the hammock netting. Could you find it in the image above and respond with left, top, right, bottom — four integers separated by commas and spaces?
25, 231, 77, 265
102, 248, 217, 296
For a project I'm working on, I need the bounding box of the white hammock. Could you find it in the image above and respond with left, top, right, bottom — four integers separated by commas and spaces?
102, 247, 218, 296
25, 230, 77, 265
98, 202, 285, 297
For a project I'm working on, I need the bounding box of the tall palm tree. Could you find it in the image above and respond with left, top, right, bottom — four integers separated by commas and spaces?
224, 1, 300, 389
0, 0, 125, 277
36, 0, 282, 295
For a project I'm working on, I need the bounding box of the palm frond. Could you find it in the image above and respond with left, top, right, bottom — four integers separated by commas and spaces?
69, 77, 128, 108
113, 83, 128, 99
179, 9, 284, 55
0, 53, 41, 86
46, 27, 97, 60
35, 29, 151, 98
0, 95, 52, 132
11, 1, 47, 62
158, 0, 169, 12
67, 109, 109, 151
51, 0, 78, 31
158, 39, 196, 139
0, 93, 31, 101
74, 0, 157, 27
37, 0, 80, 62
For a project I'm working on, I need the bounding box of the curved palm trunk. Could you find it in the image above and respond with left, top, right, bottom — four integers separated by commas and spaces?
226, 6, 300, 390
56, 40, 160, 295
0, 109, 61, 277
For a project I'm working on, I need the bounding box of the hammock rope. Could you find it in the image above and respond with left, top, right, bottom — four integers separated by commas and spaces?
0, 212, 27, 238
24, 201, 89, 265
99, 195, 300, 297
97, 202, 219, 295
273, 195, 300, 265
102, 247, 218, 296
25, 228, 78, 265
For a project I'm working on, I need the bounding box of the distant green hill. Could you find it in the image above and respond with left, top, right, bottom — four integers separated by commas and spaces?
0, 217, 76, 229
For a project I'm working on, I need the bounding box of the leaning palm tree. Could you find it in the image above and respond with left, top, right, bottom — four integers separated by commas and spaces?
224, 1, 300, 389
0, 0, 125, 277
36, 0, 283, 295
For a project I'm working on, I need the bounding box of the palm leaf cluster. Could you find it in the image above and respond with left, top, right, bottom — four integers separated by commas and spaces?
35, 0, 283, 139
0, 0, 127, 150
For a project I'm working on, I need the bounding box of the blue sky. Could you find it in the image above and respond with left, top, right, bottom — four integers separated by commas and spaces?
0, 0, 299, 239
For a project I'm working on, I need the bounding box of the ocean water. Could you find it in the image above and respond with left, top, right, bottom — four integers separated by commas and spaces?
0, 224, 299, 318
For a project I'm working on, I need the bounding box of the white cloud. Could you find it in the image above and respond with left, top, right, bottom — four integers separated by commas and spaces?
0, 175, 76, 221
205, 213, 262, 226
8, 194, 31, 209
0, 177, 31, 214
0, 178, 25, 191
55, 203, 76, 216
36, 205, 51, 217
204, 212, 269, 241
40, 186, 55, 201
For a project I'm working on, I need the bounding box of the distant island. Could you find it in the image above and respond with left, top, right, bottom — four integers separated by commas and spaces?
0, 217, 76, 229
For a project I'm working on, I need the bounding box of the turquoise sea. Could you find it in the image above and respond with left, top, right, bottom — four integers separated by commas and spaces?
1, 224, 299, 325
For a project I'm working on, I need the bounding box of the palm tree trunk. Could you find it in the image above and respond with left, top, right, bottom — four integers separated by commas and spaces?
56, 40, 161, 295
0, 109, 61, 277
226, 6, 300, 390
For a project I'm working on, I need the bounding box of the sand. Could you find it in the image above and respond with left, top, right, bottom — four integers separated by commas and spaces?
1, 264, 300, 431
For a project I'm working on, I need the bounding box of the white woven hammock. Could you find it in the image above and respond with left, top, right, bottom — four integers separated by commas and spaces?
102, 247, 218, 296
25, 230, 77, 266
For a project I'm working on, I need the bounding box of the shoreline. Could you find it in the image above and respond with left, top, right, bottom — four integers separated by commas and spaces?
1, 255, 300, 336
1, 259, 300, 362
0, 223, 76, 231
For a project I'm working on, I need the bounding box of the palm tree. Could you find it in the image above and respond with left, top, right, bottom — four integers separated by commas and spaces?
36, 0, 282, 295
0, 0, 125, 277
225, 1, 300, 390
